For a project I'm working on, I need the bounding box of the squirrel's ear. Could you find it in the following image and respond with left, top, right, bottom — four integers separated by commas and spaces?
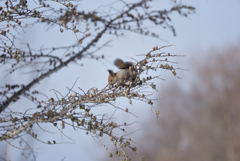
108, 69, 115, 75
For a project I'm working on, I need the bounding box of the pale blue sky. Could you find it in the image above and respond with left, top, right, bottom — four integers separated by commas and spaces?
2, 0, 240, 161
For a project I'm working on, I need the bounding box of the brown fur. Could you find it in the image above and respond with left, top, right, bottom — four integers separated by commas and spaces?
108, 59, 137, 85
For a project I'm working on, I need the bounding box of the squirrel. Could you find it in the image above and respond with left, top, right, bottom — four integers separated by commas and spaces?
108, 58, 137, 85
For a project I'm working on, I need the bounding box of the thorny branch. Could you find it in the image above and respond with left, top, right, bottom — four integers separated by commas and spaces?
0, 0, 194, 113
0, 46, 180, 160
0, 0, 195, 160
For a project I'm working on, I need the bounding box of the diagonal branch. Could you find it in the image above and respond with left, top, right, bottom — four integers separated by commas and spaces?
0, 27, 107, 113
0, 0, 149, 113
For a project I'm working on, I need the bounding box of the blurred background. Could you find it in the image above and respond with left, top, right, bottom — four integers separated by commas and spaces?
102, 46, 240, 161
1, 0, 240, 161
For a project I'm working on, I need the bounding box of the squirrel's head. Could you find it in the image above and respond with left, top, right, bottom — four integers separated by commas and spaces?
107, 69, 117, 85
